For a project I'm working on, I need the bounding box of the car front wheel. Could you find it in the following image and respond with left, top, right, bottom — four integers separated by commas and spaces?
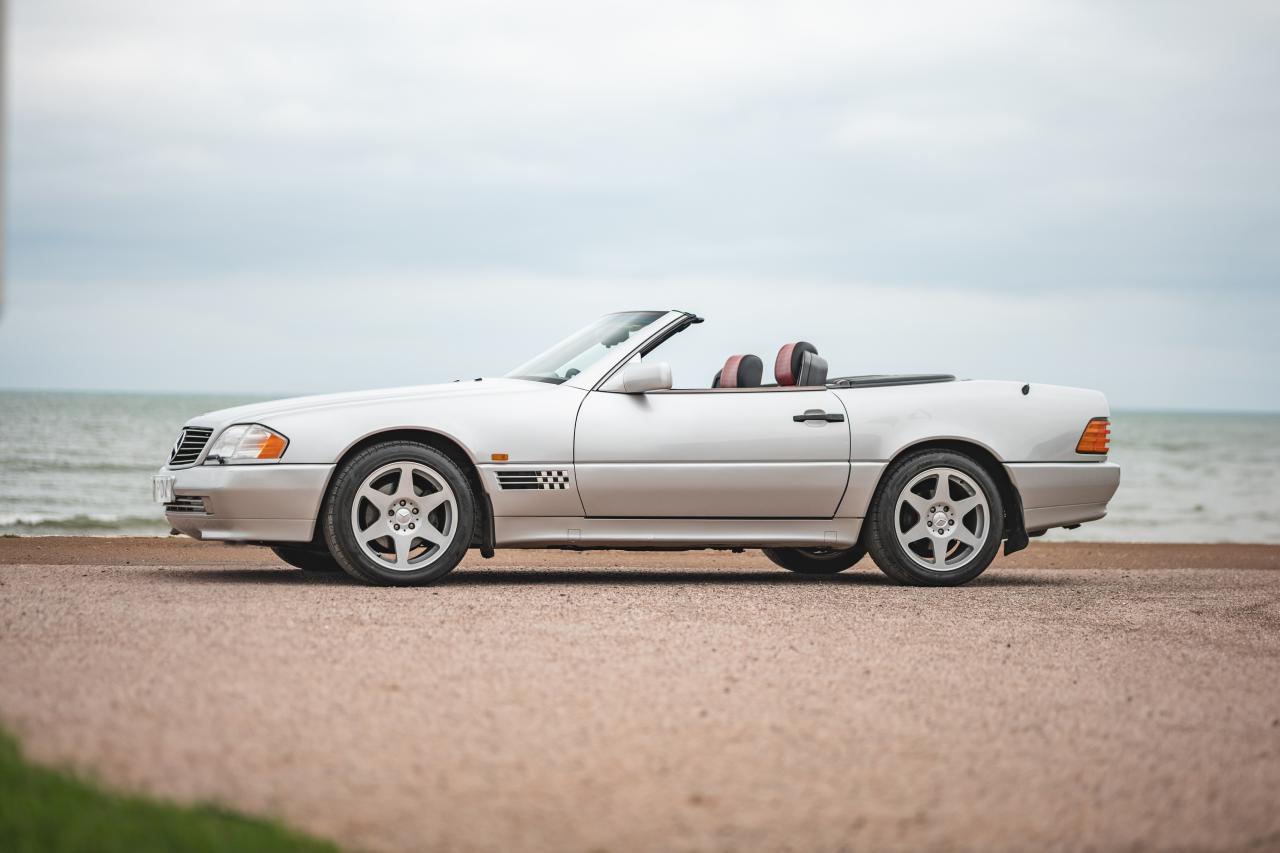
322, 441, 475, 586
863, 450, 1004, 586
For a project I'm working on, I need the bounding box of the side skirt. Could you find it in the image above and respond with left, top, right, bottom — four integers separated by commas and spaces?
494, 517, 862, 550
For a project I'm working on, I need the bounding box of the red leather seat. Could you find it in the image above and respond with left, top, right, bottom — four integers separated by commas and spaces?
712, 354, 764, 388
774, 342, 829, 386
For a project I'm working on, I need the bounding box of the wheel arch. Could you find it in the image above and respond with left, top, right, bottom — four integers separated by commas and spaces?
871, 437, 1028, 555
317, 428, 495, 555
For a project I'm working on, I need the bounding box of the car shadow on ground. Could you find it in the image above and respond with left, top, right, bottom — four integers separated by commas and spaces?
148, 567, 1069, 588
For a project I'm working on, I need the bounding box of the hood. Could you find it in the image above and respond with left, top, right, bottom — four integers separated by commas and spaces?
186, 378, 547, 428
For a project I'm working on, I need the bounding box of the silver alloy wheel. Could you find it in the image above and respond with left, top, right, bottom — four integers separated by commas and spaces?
895, 467, 990, 572
350, 461, 458, 571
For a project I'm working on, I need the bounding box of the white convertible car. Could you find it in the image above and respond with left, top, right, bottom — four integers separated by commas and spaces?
154, 310, 1120, 586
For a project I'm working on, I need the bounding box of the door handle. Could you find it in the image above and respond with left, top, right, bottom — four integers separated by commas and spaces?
793, 410, 845, 423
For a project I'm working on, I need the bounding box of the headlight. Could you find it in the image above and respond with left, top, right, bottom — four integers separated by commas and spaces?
205, 424, 289, 463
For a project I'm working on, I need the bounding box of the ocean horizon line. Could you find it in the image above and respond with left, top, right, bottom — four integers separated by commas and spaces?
2, 386, 1278, 418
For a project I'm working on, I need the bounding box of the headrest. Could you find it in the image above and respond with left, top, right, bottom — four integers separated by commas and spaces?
775, 341, 818, 386
714, 354, 764, 388
797, 351, 828, 386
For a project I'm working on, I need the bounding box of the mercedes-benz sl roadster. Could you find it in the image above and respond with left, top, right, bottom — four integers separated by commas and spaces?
154, 309, 1120, 586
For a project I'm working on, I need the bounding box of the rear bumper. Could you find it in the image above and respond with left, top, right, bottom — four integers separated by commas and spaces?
159, 463, 334, 543
1005, 462, 1121, 534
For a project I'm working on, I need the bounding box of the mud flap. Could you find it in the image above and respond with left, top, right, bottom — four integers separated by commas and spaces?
1003, 486, 1030, 555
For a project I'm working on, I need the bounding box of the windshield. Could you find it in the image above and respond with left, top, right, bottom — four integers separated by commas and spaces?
505, 311, 667, 384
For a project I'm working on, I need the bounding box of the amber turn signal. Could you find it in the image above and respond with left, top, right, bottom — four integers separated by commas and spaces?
1076, 418, 1111, 454
257, 432, 288, 459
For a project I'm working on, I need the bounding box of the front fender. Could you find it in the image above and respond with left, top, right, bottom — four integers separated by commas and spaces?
264, 383, 586, 468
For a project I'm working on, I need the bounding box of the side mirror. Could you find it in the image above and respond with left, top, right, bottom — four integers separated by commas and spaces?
605, 362, 673, 393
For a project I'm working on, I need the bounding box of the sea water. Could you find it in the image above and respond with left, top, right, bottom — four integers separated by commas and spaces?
1, 391, 1277, 542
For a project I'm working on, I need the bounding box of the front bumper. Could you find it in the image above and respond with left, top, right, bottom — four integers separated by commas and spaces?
158, 463, 335, 543
1006, 461, 1121, 533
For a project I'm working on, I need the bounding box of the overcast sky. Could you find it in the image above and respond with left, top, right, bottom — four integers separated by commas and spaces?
2, 1, 1277, 410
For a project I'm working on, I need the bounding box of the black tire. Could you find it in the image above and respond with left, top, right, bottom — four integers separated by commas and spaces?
271, 545, 343, 573
762, 545, 867, 574
322, 442, 475, 587
863, 450, 1005, 587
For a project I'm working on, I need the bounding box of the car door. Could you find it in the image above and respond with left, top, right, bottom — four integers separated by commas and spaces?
573, 387, 850, 518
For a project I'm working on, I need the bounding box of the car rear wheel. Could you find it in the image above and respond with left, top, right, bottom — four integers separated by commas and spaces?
762, 545, 866, 574
322, 441, 475, 586
270, 545, 342, 573
864, 450, 1004, 586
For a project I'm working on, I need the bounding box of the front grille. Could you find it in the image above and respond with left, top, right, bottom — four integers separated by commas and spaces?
168, 427, 214, 467
164, 496, 208, 514
496, 470, 570, 490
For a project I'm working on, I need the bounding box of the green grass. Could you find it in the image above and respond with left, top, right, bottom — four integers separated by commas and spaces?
0, 727, 339, 853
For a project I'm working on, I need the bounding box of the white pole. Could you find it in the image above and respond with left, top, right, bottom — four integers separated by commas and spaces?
0, 0, 7, 318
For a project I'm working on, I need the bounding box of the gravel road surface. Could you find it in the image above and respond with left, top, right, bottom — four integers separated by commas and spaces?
2, 539, 1279, 852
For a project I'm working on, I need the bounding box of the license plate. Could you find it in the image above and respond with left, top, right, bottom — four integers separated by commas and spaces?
152, 475, 176, 504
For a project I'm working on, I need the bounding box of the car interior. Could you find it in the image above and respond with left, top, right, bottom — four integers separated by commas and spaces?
710, 341, 829, 389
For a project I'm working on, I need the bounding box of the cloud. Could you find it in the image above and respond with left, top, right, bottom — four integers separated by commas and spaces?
831, 112, 1031, 153
3, 0, 1278, 407
2, 273, 1275, 411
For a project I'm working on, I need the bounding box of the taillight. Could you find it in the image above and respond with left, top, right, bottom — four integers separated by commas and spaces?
1076, 418, 1111, 455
